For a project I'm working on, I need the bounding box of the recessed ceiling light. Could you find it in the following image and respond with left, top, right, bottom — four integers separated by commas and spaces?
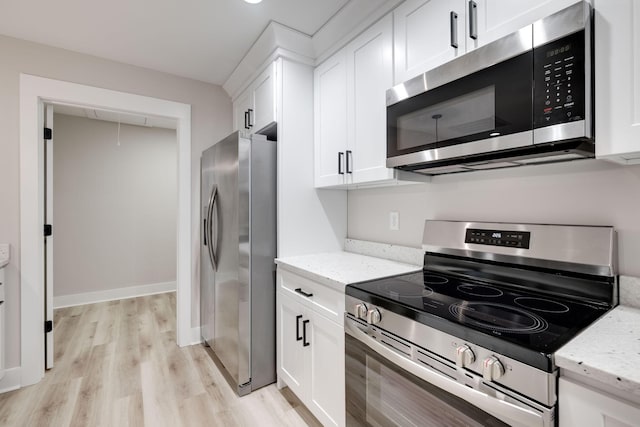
244, 0, 262, 4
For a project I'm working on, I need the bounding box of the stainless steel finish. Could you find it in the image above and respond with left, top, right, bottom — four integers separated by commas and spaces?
533, 120, 588, 145
346, 295, 558, 406
366, 308, 382, 325
483, 356, 505, 381
386, 130, 533, 168
354, 303, 368, 319
205, 185, 218, 271
422, 220, 616, 277
456, 345, 476, 368
345, 314, 554, 427
200, 131, 277, 396
532, 1, 591, 47
469, 1, 478, 40
387, 26, 532, 106
450, 11, 459, 48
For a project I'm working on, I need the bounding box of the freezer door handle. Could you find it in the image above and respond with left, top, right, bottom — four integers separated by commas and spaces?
206, 185, 218, 271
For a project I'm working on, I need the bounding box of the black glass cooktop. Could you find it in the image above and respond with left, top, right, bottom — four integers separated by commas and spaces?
346, 269, 611, 371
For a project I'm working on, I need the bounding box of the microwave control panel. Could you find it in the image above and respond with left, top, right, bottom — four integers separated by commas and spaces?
465, 228, 531, 249
533, 30, 586, 128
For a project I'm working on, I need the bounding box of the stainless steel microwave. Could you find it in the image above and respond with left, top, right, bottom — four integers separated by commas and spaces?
386, 2, 593, 175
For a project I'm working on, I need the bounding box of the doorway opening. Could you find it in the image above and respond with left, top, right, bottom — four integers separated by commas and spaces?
43, 104, 178, 369
19, 74, 193, 387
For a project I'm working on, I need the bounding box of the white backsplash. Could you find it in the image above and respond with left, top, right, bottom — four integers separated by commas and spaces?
620, 276, 640, 308
344, 239, 423, 266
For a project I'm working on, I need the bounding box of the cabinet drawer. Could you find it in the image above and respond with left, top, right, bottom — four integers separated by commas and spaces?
278, 269, 345, 325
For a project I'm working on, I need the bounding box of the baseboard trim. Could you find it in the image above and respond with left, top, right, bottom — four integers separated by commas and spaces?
190, 327, 202, 345
0, 367, 22, 394
53, 281, 176, 308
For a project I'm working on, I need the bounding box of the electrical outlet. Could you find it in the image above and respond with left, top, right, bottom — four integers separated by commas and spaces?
0, 243, 9, 262
389, 212, 399, 231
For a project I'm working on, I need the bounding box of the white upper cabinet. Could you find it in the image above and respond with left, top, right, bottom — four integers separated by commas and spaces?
346, 14, 395, 185
315, 15, 405, 188
393, 0, 583, 84
594, 0, 640, 164
394, 0, 466, 85
314, 50, 348, 188
232, 62, 277, 136
470, 0, 582, 51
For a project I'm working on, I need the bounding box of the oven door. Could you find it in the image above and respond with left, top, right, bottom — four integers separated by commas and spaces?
386, 30, 533, 170
345, 317, 553, 427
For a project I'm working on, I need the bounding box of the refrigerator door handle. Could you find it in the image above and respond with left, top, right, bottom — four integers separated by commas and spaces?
206, 185, 218, 271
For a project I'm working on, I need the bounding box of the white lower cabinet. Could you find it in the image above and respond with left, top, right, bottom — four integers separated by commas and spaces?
559, 377, 640, 427
277, 269, 345, 427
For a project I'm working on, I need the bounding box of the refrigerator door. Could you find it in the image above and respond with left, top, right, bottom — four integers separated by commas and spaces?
213, 132, 250, 390
200, 149, 216, 349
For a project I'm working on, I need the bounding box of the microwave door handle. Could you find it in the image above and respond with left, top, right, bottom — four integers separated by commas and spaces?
345, 319, 546, 427
469, 1, 478, 40
450, 11, 459, 48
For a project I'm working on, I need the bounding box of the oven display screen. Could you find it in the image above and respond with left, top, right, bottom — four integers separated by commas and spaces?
465, 228, 530, 249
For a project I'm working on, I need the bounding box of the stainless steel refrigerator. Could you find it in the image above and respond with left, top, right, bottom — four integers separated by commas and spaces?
200, 131, 276, 396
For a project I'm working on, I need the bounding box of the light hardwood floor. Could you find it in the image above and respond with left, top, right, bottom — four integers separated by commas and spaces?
0, 292, 322, 427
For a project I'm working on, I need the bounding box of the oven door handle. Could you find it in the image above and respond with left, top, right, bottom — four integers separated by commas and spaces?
345, 320, 547, 427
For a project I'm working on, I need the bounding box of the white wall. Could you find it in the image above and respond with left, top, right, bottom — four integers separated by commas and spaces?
0, 34, 232, 370
53, 114, 176, 298
348, 159, 640, 277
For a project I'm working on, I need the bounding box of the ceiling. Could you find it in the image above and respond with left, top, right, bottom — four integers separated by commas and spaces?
0, 0, 350, 85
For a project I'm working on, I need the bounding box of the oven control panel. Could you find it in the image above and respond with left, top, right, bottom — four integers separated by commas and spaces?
465, 228, 531, 249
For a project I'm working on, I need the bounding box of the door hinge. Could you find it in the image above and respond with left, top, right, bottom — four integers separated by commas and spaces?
44, 127, 52, 140
45, 320, 53, 333
44, 224, 52, 237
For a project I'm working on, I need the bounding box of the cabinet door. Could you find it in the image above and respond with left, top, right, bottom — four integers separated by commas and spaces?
314, 50, 347, 188
277, 291, 307, 400
347, 14, 395, 185
394, 0, 466, 84
594, 0, 640, 163
559, 378, 640, 427
233, 89, 252, 135
307, 310, 345, 427
470, 0, 582, 51
252, 63, 277, 133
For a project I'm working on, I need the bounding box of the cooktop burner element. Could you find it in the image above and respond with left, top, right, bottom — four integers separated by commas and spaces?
457, 284, 504, 297
514, 297, 570, 313
449, 302, 549, 333
424, 274, 449, 284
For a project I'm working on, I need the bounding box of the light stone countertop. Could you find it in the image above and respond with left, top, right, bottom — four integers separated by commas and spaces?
556, 305, 640, 398
275, 251, 421, 292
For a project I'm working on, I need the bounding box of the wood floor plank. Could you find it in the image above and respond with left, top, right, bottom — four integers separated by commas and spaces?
0, 292, 322, 427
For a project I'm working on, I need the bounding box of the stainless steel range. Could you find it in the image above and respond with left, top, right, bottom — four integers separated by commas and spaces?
345, 221, 616, 427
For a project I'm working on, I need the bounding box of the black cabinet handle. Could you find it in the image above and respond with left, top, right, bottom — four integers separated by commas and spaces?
450, 11, 459, 48
296, 314, 303, 341
338, 152, 344, 175
469, 1, 478, 40
248, 109, 254, 127
203, 219, 207, 246
295, 288, 313, 298
244, 111, 250, 129
346, 150, 353, 174
302, 320, 310, 347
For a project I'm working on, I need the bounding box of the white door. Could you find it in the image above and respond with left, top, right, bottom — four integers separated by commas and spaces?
314, 51, 348, 188
347, 14, 395, 185
394, 0, 466, 84
307, 310, 345, 427
44, 104, 54, 369
252, 63, 276, 133
277, 291, 307, 400
233, 89, 252, 136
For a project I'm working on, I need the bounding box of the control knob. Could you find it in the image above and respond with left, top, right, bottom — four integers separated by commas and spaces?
367, 308, 382, 325
455, 345, 476, 368
482, 356, 505, 381
354, 303, 368, 320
